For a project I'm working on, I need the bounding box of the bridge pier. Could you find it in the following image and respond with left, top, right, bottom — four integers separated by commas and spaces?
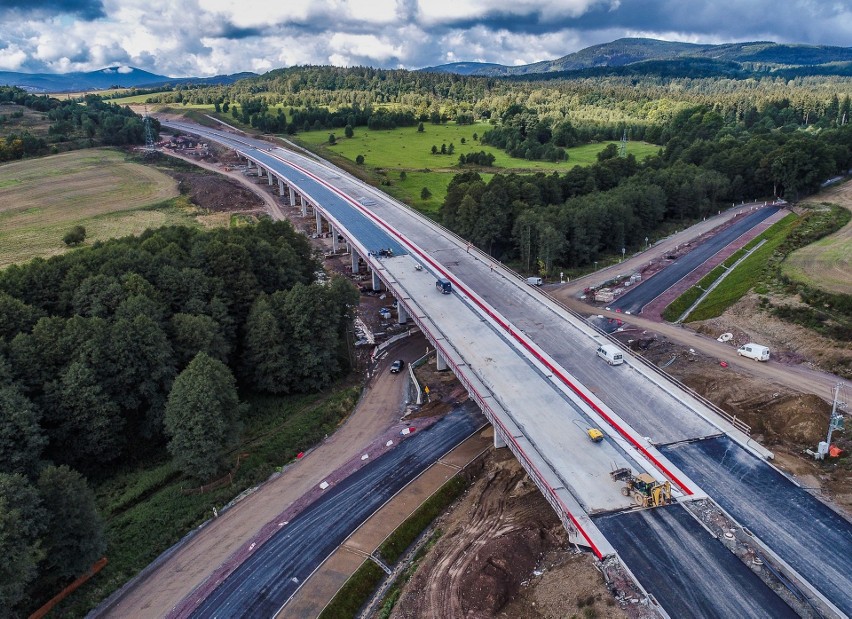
315, 211, 323, 235
277, 177, 286, 196
351, 249, 360, 273
267, 169, 274, 185
301, 196, 307, 217
331, 226, 338, 252
257, 165, 264, 178
288, 186, 295, 207
436, 350, 448, 371
397, 304, 408, 324
371, 270, 382, 291
493, 427, 507, 449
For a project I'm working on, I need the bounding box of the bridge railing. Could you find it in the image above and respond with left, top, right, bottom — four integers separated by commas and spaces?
349, 173, 752, 437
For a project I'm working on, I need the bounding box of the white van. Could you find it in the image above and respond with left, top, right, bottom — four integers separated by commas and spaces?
596, 344, 624, 366
737, 343, 770, 361
527, 277, 543, 286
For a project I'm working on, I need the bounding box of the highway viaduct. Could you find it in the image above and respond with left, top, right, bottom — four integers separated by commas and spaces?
162, 120, 852, 619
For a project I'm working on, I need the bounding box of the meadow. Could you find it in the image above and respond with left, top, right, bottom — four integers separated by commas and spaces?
0, 149, 187, 266
784, 183, 852, 295
297, 121, 659, 172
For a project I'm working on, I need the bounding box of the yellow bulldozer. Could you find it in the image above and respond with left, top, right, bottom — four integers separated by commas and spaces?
610, 467, 672, 508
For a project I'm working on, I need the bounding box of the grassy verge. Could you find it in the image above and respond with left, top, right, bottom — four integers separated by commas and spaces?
377, 475, 468, 565
319, 474, 467, 619
684, 215, 798, 321
661, 249, 748, 321
377, 530, 443, 619
59, 385, 361, 616
317, 560, 386, 619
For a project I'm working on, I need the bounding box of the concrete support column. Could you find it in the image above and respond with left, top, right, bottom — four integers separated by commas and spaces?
301, 197, 307, 218
371, 270, 382, 291
257, 166, 264, 178
351, 249, 360, 273
436, 350, 448, 371
493, 427, 507, 449
288, 187, 295, 206
331, 226, 338, 252
267, 170, 274, 186
397, 304, 409, 324
278, 178, 286, 196
315, 211, 322, 235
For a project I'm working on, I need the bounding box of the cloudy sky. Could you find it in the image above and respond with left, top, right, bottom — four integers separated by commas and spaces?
1, 0, 850, 77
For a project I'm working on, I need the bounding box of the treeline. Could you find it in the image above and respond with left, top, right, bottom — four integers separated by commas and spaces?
0, 221, 358, 612
442, 117, 852, 270
142, 65, 852, 141
481, 104, 572, 161
0, 87, 153, 162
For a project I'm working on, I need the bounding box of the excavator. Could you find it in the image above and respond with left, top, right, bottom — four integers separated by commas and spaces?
610, 467, 672, 508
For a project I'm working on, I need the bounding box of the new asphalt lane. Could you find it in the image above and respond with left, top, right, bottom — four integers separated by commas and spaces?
595, 505, 798, 619
662, 436, 852, 616
188, 405, 484, 618
608, 206, 781, 314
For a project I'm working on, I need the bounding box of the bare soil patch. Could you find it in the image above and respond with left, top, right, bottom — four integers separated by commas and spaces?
612, 329, 851, 515
691, 292, 851, 378
390, 451, 638, 619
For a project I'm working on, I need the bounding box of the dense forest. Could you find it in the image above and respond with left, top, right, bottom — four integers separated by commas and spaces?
139, 64, 852, 270
142, 65, 852, 141
0, 221, 359, 613
0, 86, 154, 161
443, 112, 851, 269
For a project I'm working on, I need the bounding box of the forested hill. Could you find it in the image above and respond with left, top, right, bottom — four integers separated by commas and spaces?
423, 37, 852, 77
0, 221, 360, 614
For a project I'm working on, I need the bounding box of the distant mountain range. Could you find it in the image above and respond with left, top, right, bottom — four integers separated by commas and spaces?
4, 37, 852, 93
0, 67, 256, 93
422, 37, 852, 77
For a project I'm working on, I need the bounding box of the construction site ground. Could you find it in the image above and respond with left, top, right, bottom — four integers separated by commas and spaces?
136, 136, 849, 618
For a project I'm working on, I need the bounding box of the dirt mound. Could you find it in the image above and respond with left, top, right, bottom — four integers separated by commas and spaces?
691, 292, 851, 378
390, 451, 633, 619
170, 171, 264, 212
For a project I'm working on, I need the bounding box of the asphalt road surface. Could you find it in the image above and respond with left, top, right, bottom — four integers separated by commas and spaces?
188, 405, 484, 618
595, 505, 798, 619
662, 436, 852, 616
608, 206, 780, 314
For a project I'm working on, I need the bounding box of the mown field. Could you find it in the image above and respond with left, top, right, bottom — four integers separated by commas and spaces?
0, 149, 188, 266
784, 183, 852, 295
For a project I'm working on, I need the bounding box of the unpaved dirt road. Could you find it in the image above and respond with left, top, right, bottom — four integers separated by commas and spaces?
100, 339, 423, 618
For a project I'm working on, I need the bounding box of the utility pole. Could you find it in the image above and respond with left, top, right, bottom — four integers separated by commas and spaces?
817, 384, 845, 460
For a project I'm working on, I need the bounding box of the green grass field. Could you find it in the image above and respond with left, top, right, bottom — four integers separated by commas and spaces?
297, 122, 658, 172
784, 185, 852, 295
0, 149, 189, 267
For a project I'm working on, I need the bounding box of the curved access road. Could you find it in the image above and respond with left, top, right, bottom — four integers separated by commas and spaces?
182, 406, 483, 619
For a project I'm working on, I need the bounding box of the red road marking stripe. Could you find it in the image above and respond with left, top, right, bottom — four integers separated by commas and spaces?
276, 153, 692, 495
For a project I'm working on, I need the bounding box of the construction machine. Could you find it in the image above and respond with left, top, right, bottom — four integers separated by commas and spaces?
610, 467, 672, 508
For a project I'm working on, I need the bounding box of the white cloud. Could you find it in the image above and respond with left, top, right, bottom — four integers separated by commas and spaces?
0, 44, 28, 70
0, 0, 849, 77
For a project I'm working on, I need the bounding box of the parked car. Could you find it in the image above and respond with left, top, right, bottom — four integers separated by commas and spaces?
390, 359, 404, 373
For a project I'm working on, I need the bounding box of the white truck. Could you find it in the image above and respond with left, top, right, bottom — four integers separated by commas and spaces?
526, 277, 543, 286
737, 343, 770, 361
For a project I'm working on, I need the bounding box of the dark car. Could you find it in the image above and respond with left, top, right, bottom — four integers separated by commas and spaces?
390, 359, 404, 373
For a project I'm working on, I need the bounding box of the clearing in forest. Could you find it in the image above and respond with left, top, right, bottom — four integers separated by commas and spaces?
0, 148, 181, 266
784, 181, 852, 295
